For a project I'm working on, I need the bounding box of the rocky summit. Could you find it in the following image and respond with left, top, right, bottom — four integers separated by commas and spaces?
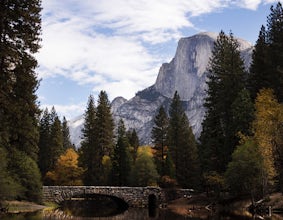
69, 32, 253, 147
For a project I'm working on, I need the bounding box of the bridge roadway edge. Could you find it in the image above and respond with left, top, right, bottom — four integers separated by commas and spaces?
43, 186, 166, 208
43, 186, 193, 208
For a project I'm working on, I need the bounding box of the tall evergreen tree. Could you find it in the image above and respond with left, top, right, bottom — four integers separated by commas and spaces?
168, 91, 183, 172
38, 107, 65, 182
249, 3, 283, 102
49, 112, 64, 170
231, 89, 254, 137
176, 113, 200, 188
168, 91, 200, 188
266, 2, 283, 102
38, 108, 51, 176
0, 1, 41, 158
0, 0, 42, 200
163, 151, 175, 179
127, 129, 139, 163
152, 106, 169, 177
248, 26, 269, 99
62, 116, 74, 150
111, 119, 132, 186
79, 95, 99, 185
95, 91, 115, 157
199, 31, 246, 174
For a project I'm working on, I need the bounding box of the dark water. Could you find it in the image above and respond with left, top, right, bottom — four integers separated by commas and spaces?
2, 209, 282, 220
1, 209, 182, 220
60, 195, 129, 217
2, 196, 282, 220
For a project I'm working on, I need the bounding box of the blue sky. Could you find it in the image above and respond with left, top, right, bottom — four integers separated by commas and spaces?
36, 0, 281, 119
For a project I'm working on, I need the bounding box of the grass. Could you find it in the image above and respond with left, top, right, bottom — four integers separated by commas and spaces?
2, 200, 46, 213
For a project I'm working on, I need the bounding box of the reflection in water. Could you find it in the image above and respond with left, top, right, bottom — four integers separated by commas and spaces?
2, 210, 283, 220
148, 194, 158, 218
2, 198, 283, 220
43, 208, 203, 220
60, 194, 128, 217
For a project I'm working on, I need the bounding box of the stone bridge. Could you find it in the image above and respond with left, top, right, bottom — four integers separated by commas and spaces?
43, 186, 167, 208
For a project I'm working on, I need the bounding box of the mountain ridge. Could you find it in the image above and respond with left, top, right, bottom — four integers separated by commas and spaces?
69, 32, 253, 147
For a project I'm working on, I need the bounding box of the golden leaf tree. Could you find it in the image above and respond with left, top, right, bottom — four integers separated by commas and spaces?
253, 88, 283, 193
46, 148, 84, 185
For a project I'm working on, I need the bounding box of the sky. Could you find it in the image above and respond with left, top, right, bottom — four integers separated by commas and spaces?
36, 0, 281, 120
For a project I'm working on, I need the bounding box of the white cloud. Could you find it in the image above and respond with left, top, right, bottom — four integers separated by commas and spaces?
38, 0, 279, 108
93, 80, 146, 101
41, 103, 86, 120
232, 0, 279, 10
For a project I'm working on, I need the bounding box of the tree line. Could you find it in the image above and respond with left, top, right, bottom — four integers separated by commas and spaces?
74, 90, 199, 188
1, 0, 283, 204
199, 2, 283, 202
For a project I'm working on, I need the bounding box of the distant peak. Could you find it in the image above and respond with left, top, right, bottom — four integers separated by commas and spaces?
112, 96, 127, 103
111, 96, 127, 112
178, 32, 218, 43
198, 32, 219, 39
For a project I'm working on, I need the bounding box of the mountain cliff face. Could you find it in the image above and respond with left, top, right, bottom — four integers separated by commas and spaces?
69, 32, 253, 147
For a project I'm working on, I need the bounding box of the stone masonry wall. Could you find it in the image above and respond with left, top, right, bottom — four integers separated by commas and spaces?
43, 186, 166, 208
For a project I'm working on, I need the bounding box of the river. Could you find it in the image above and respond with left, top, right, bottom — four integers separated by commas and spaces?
2, 208, 283, 220
2, 196, 283, 220
0, 209, 258, 220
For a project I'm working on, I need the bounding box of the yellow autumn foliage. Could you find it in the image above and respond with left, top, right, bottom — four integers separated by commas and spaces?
137, 146, 154, 157
45, 148, 84, 186
253, 88, 283, 185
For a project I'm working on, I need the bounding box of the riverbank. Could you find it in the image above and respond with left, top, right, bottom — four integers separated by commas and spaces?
167, 192, 283, 219
1, 201, 46, 214
167, 193, 214, 218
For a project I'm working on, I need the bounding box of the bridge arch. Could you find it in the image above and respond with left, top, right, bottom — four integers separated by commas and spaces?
43, 186, 166, 208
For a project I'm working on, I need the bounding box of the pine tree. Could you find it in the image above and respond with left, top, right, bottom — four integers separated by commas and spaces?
79, 95, 99, 185
0, 0, 42, 201
248, 26, 269, 100
177, 113, 200, 188
49, 112, 64, 170
163, 151, 175, 178
38, 108, 71, 180
199, 31, 246, 174
111, 119, 132, 186
152, 106, 169, 177
168, 91, 200, 188
95, 91, 115, 157
199, 74, 224, 173
168, 91, 184, 172
79, 92, 115, 185
127, 129, 139, 163
249, 3, 283, 103
62, 116, 73, 150
266, 2, 283, 102
231, 89, 254, 137
0, 1, 41, 158
38, 108, 52, 176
